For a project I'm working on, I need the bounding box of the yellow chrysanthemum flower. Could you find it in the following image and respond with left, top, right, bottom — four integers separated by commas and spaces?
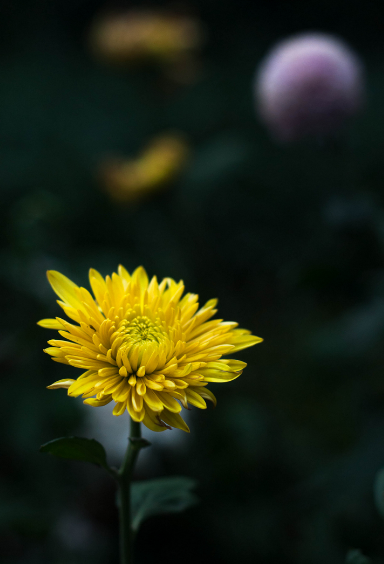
89, 10, 203, 66
101, 134, 189, 203
39, 266, 262, 433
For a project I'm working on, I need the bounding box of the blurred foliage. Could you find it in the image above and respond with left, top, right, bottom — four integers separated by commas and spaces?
131, 476, 198, 532
346, 550, 372, 564
2, 1, 384, 563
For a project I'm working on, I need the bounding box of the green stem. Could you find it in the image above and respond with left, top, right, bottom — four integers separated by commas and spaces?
118, 419, 142, 564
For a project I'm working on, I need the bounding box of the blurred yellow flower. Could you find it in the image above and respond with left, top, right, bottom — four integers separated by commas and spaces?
89, 9, 203, 66
39, 266, 262, 432
100, 134, 189, 203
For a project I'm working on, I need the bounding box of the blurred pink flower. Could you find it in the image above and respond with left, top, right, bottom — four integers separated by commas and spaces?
256, 33, 365, 141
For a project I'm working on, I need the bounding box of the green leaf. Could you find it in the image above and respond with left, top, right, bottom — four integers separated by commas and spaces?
40, 436, 109, 469
131, 476, 198, 532
374, 467, 384, 518
346, 549, 372, 564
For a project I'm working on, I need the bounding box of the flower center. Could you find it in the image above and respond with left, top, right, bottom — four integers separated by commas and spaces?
119, 316, 166, 347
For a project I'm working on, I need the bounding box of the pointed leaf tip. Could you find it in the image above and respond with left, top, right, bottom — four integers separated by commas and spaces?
40, 436, 109, 469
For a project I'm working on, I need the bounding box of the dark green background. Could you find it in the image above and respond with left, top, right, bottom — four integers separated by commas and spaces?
2, 1, 384, 563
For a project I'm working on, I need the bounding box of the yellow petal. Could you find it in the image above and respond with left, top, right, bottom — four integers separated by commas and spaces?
143, 388, 163, 412
68, 374, 101, 397
160, 410, 190, 432
144, 348, 160, 374
155, 391, 182, 413
47, 379, 75, 389
206, 359, 246, 372
78, 370, 97, 380
37, 318, 65, 330
51, 357, 70, 365
89, 268, 107, 305
127, 394, 145, 421
57, 303, 82, 323
185, 389, 207, 409
113, 401, 127, 416
197, 367, 242, 383
132, 266, 149, 297
137, 366, 146, 377
44, 347, 66, 357
143, 377, 164, 391
136, 381, 146, 396
192, 386, 217, 407
143, 406, 168, 432
128, 345, 140, 372
47, 271, 83, 310
84, 396, 113, 407
131, 388, 144, 411
102, 376, 123, 394
118, 265, 131, 288
228, 332, 263, 353
169, 390, 188, 408
111, 379, 129, 402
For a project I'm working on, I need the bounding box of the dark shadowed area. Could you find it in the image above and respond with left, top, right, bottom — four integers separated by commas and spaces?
2, 1, 384, 563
